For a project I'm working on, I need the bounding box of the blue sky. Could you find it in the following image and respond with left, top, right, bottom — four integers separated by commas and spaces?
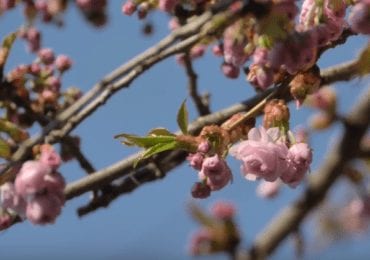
0, 2, 369, 259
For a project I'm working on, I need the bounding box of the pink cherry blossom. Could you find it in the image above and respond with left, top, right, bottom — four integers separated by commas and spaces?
281, 142, 312, 187
15, 160, 53, 198
230, 127, 288, 182
0, 182, 27, 217
26, 193, 63, 225
38, 48, 55, 65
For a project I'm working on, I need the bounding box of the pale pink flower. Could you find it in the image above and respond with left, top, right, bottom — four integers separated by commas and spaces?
221, 63, 240, 79
26, 193, 63, 225
230, 127, 288, 182
15, 161, 53, 198
0, 182, 27, 217
256, 180, 281, 199
281, 142, 312, 187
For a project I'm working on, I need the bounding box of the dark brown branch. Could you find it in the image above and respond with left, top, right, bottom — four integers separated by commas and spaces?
183, 53, 211, 116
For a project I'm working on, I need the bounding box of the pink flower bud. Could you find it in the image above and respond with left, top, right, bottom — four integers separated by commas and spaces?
199, 155, 232, 191
187, 153, 204, 171
158, 0, 178, 12
39, 144, 62, 170
191, 182, 211, 199
349, 1, 370, 35
38, 48, 55, 65
0, 182, 27, 217
55, 54, 72, 72
197, 141, 210, 154
212, 44, 223, 57
280, 142, 312, 187
211, 201, 235, 220
221, 63, 240, 79
0, 211, 13, 231
26, 193, 63, 225
122, 1, 136, 15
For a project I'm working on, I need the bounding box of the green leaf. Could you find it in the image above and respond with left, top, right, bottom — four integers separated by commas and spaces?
115, 133, 176, 148
2, 32, 17, 49
177, 100, 188, 134
147, 127, 175, 137
0, 138, 11, 159
0, 32, 17, 68
0, 119, 28, 142
134, 141, 179, 167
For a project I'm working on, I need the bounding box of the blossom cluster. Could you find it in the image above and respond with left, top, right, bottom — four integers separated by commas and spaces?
0, 145, 65, 228
188, 142, 233, 199
230, 127, 312, 187
0, 0, 108, 27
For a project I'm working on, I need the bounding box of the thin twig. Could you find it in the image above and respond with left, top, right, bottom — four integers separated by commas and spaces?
183, 52, 211, 116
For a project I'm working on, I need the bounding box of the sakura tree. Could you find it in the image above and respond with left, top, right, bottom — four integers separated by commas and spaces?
0, 0, 369, 258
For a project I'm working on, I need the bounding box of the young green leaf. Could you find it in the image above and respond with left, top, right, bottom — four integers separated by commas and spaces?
147, 127, 175, 137
0, 138, 11, 159
133, 141, 179, 167
177, 100, 189, 134
115, 133, 176, 148
0, 32, 17, 69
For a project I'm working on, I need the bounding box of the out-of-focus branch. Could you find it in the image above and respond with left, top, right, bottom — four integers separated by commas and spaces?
183, 53, 211, 116
237, 87, 370, 260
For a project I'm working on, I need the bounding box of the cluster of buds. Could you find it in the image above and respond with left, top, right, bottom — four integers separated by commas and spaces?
188, 127, 233, 198
5, 47, 78, 127
0, 144, 65, 226
188, 202, 240, 256
0, 0, 67, 26
263, 99, 290, 130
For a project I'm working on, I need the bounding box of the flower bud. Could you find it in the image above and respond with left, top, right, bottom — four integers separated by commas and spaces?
191, 182, 211, 199
263, 99, 290, 129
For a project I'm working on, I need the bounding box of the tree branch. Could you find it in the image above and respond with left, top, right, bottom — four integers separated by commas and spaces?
183, 53, 211, 116
64, 62, 367, 215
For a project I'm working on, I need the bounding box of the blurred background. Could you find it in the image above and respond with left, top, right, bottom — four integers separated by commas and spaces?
0, 2, 369, 259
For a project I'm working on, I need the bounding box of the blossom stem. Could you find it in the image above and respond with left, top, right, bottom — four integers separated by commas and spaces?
224, 89, 277, 132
